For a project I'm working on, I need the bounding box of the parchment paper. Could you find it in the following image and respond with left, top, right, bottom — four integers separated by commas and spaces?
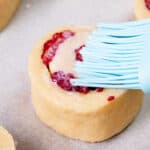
0, 0, 150, 149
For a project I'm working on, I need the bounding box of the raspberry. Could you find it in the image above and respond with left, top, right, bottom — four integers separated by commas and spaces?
145, 0, 150, 10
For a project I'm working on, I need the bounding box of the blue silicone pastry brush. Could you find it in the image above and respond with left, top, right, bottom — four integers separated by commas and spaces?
71, 19, 150, 93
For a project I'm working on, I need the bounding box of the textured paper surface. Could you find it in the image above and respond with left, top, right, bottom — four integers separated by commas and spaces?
0, 0, 150, 149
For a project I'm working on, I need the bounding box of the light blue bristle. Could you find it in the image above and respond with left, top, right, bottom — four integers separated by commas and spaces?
98, 19, 150, 28
71, 19, 150, 92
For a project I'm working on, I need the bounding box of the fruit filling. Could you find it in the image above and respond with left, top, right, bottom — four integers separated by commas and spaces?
107, 96, 115, 101
74, 45, 85, 61
41, 30, 114, 97
51, 71, 89, 93
41, 30, 89, 93
41, 30, 75, 68
145, 0, 150, 10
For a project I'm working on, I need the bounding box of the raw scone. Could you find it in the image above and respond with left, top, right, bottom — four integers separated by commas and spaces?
135, 0, 150, 19
29, 26, 143, 142
0, 127, 15, 150
0, 0, 20, 31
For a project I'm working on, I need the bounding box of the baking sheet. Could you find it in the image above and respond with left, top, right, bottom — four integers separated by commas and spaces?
0, 0, 150, 149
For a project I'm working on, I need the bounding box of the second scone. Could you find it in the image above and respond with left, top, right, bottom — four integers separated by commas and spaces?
0, 127, 15, 150
0, 0, 20, 31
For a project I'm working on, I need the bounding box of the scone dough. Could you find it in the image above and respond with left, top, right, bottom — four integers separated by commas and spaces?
29, 26, 143, 142
0, 127, 15, 150
0, 0, 20, 31
135, 0, 150, 19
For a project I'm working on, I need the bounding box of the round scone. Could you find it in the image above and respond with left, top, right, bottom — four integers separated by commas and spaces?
135, 0, 150, 19
0, 0, 20, 31
0, 127, 15, 150
29, 26, 144, 142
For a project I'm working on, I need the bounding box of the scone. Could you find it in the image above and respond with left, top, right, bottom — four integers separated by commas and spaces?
0, 0, 20, 31
0, 127, 15, 150
29, 26, 143, 142
135, 0, 150, 19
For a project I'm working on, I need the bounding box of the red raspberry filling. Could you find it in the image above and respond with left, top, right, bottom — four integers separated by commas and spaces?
51, 71, 89, 93
74, 45, 85, 61
107, 96, 115, 101
145, 0, 150, 10
41, 30, 75, 67
41, 30, 106, 94
96, 88, 104, 92
51, 71, 74, 91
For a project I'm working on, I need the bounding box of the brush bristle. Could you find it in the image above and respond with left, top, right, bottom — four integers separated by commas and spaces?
71, 20, 150, 89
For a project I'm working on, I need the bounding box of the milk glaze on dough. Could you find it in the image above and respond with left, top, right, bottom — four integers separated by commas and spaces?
0, 0, 20, 31
29, 26, 143, 142
0, 127, 15, 150
135, 0, 150, 19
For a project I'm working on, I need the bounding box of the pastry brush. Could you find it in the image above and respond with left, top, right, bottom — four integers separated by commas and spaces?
71, 19, 150, 93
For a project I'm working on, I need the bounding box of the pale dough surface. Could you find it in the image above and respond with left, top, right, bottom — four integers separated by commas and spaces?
0, 127, 15, 150
135, 0, 150, 19
29, 26, 143, 142
0, 0, 20, 31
